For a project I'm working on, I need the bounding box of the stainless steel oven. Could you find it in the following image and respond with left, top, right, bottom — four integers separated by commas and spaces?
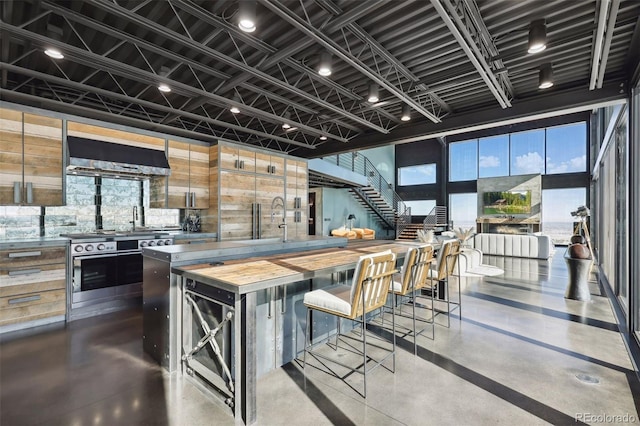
69, 235, 173, 319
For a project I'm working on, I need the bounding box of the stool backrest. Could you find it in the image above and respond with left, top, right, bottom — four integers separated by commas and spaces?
350, 250, 397, 318
398, 244, 434, 294
434, 239, 460, 281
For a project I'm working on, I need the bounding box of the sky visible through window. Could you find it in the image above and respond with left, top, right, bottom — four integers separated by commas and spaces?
449, 122, 586, 180
398, 163, 436, 185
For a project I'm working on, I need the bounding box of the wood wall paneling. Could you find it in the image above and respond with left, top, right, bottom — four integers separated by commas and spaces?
67, 121, 165, 150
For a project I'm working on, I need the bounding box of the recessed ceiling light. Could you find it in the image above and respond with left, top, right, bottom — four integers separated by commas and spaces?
44, 48, 64, 59
158, 84, 171, 93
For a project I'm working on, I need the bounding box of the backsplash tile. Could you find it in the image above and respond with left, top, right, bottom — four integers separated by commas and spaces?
1, 175, 181, 240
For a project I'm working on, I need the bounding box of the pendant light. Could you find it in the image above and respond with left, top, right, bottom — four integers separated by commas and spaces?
238, 1, 256, 33
318, 52, 332, 77
230, 94, 241, 114
538, 63, 554, 89
528, 20, 547, 54
401, 104, 411, 121
367, 84, 379, 103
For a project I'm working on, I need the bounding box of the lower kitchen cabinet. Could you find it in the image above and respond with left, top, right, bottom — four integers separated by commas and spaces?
0, 246, 66, 329
255, 280, 310, 377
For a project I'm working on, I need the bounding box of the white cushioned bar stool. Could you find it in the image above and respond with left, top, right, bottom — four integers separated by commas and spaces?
427, 239, 462, 328
302, 250, 397, 397
387, 244, 435, 354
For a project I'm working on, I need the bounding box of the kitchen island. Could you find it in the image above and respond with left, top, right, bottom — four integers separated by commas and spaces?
148, 239, 415, 425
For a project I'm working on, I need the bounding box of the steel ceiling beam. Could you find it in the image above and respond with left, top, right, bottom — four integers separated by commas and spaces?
259, 0, 442, 123
1, 23, 348, 143
0, 63, 317, 149
89, 0, 389, 134
594, 0, 620, 89
590, 0, 611, 90
431, 0, 511, 109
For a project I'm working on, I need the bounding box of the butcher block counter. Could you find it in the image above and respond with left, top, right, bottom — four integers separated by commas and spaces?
164, 239, 416, 425
175, 240, 414, 294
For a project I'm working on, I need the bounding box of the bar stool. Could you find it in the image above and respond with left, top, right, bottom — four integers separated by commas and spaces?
302, 250, 397, 397
427, 239, 462, 327
387, 244, 435, 354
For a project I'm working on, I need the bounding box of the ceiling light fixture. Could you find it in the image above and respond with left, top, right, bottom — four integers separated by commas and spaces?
158, 83, 171, 93
538, 63, 554, 89
401, 104, 411, 121
238, 1, 256, 33
44, 48, 64, 59
319, 135, 328, 141
367, 84, 379, 103
318, 52, 332, 76
282, 111, 292, 129
528, 19, 547, 54
230, 94, 241, 114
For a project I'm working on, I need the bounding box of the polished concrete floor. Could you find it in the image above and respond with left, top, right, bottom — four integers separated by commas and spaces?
1, 250, 639, 425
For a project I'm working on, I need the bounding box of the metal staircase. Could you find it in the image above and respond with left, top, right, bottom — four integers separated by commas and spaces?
320, 152, 410, 236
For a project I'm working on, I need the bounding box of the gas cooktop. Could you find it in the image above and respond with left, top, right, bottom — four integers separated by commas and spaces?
61, 231, 171, 239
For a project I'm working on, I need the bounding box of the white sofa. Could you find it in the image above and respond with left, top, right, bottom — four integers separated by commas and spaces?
470, 233, 553, 259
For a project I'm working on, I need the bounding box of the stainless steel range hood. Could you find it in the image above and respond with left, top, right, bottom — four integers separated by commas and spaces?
67, 136, 171, 178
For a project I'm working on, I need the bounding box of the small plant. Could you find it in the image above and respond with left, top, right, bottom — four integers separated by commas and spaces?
454, 226, 475, 242
416, 229, 434, 243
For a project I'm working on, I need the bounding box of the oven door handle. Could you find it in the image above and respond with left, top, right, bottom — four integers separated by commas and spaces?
73, 253, 119, 260
117, 250, 142, 255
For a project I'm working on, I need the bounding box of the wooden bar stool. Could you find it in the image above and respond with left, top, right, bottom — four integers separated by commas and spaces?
302, 250, 397, 397
387, 244, 435, 354
427, 239, 462, 328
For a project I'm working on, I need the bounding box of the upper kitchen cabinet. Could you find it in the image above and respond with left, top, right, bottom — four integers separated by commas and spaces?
0, 109, 63, 206
255, 152, 284, 177
162, 140, 209, 209
285, 160, 308, 239
219, 144, 255, 173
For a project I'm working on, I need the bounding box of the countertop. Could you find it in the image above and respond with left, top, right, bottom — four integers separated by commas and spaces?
142, 235, 348, 265
0, 237, 69, 250
173, 240, 415, 294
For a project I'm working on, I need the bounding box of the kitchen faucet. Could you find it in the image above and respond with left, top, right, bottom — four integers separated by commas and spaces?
270, 196, 287, 242
270, 196, 285, 222
130, 206, 138, 231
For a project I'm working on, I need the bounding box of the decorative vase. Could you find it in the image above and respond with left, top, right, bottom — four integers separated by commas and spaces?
568, 243, 590, 259
570, 234, 586, 244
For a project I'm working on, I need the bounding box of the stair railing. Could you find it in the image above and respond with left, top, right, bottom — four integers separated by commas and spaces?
423, 205, 448, 231
395, 206, 411, 240
322, 152, 409, 221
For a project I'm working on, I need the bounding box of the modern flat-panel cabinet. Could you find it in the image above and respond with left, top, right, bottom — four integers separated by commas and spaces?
205, 141, 307, 240
0, 246, 66, 328
219, 144, 255, 173
285, 159, 308, 239
0, 109, 63, 206
167, 140, 209, 209
255, 152, 284, 177
151, 140, 209, 209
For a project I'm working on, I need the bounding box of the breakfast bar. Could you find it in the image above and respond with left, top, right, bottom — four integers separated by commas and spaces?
169, 240, 414, 425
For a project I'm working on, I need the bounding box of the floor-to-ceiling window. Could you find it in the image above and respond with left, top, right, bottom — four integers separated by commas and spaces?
447, 120, 588, 243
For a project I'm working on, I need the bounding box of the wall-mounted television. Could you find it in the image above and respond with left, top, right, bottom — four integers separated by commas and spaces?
483, 190, 532, 214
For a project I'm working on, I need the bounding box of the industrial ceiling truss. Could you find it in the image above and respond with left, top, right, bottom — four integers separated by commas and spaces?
1, 0, 638, 156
